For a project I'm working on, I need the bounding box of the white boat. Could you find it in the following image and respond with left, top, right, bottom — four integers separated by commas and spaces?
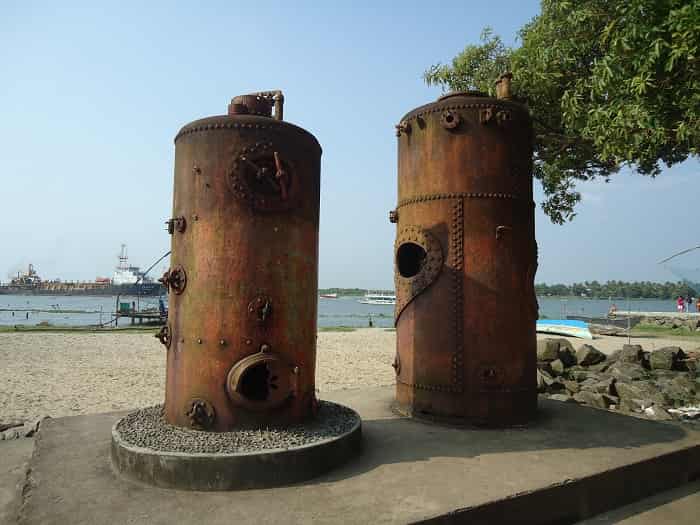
113, 244, 142, 285
536, 319, 593, 340
319, 293, 338, 299
358, 291, 396, 305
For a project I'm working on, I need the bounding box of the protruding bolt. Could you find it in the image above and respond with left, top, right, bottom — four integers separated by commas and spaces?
440, 110, 460, 129
197, 338, 202, 344
219, 339, 226, 346
395, 120, 411, 137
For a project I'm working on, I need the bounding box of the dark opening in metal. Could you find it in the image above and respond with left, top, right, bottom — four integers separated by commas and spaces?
397, 242, 427, 278
238, 363, 272, 401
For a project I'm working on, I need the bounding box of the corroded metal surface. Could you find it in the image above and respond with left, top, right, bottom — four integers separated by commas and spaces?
165, 91, 321, 430
392, 84, 537, 426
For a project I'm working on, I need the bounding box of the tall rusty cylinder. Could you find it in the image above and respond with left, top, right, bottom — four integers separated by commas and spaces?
391, 76, 538, 426
161, 91, 321, 431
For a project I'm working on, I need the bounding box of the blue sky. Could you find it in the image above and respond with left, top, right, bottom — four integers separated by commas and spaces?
1, 1, 697, 287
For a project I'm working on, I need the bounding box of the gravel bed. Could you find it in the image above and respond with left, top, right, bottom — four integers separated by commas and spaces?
115, 400, 359, 454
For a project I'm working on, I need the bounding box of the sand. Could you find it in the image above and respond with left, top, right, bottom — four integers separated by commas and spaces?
0, 329, 696, 423
0, 329, 395, 423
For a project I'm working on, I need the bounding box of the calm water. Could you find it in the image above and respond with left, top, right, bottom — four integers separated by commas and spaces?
0, 294, 396, 328
0, 294, 685, 329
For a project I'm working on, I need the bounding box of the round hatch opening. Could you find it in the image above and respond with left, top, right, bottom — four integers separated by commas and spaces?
396, 242, 427, 278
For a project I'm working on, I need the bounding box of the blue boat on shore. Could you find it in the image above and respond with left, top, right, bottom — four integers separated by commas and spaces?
536, 319, 593, 340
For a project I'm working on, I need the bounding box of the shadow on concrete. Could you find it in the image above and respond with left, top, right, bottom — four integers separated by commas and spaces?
318, 397, 689, 484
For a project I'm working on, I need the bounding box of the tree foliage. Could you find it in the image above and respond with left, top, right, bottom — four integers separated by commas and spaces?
425, 1, 699, 223
535, 280, 697, 299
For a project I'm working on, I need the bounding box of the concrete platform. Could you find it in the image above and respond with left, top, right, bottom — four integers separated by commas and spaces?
11, 387, 700, 524
578, 480, 700, 524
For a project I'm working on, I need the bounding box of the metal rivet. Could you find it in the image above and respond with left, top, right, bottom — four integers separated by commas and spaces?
219, 339, 226, 346
197, 338, 202, 344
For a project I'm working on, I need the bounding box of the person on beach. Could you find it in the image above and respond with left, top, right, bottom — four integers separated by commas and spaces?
608, 303, 617, 317
687, 295, 693, 313
677, 296, 685, 313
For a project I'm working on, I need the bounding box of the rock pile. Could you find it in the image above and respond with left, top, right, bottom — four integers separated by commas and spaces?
0, 415, 49, 440
640, 315, 700, 331
538, 339, 700, 421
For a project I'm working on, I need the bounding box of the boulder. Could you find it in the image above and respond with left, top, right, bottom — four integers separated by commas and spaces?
556, 338, 575, 354
573, 391, 614, 410
668, 406, 700, 420
576, 344, 606, 366
579, 377, 615, 395
656, 374, 698, 407
558, 345, 578, 367
618, 344, 644, 363
563, 380, 580, 394
537, 339, 560, 361
614, 381, 666, 408
538, 368, 556, 386
649, 347, 685, 371
565, 366, 591, 382
549, 393, 575, 403
651, 369, 680, 380
546, 378, 567, 394
608, 362, 648, 381
588, 361, 612, 373
621, 397, 650, 412
643, 406, 673, 421
537, 361, 554, 375
550, 359, 566, 376
678, 357, 698, 373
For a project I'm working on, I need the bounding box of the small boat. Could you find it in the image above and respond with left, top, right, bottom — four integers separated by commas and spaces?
536, 319, 593, 340
319, 293, 338, 299
358, 291, 396, 305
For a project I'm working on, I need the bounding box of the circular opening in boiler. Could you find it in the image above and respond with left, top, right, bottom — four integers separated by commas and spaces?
396, 242, 427, 278
238, 363, 271, 401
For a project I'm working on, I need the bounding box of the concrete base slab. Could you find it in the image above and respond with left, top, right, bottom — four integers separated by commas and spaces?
15, 387, 700, 524
577, 480, 700, 524
111, 402, 362, 490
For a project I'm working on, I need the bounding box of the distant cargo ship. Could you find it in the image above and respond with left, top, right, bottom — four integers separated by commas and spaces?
0, 245, 165, 296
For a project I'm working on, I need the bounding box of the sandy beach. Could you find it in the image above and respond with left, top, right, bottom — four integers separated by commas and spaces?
0, 329, 396, 423
0, 329, 696, 423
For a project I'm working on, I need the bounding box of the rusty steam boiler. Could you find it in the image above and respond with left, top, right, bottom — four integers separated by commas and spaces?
158, 91, 321, 431
390, 75, 537, 426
